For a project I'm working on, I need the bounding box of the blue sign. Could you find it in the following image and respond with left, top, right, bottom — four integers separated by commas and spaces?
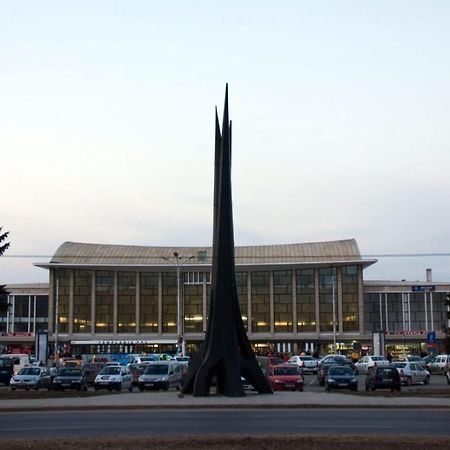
412, 285, 435, 292
426, 331, 436, 345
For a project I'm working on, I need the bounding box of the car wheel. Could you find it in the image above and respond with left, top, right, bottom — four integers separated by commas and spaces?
128, 385, 133, 392
371, 387, 376, 392
405, 377, 412, 386
107, 387, 112, 392
35, 383, 40, 391
351, 386, 357, 392
116, 384, 122, 392
365, 385, 369, 392
424, 375, 430, 385
163, 382, 169, 391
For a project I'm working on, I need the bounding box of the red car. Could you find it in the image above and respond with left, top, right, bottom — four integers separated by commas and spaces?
267, 364, 304, 391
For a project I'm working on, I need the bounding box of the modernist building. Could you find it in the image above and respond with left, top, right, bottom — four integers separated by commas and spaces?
2, 238, 449, 357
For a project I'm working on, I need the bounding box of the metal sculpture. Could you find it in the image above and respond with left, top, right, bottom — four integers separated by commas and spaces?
182, 85, 273, 396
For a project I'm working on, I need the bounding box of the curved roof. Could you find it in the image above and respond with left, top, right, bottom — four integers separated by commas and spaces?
43, 239, 375, 268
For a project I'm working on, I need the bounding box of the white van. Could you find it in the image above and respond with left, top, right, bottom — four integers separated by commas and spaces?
427, 354, 450, 374
1, 354, 33, 375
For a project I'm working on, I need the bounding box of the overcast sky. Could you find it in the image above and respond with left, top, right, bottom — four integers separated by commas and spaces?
2, 1, 450, 284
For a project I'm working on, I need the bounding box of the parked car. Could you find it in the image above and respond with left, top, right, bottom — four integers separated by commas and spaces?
365, 366, 401, 392
0, 357, 14, 385
82, 363, 105, 386
137, 361, 183, 391
390, 361, 430, 386
52, 367, 87, 391
10, 366, 52, 391
130, 355, 158, 365
287, 355, 318, 374
267, 364, 304, 391
420, 354, 435, 369
354, 355, 390, 374
325, 365, 358, 392
94, 365, 133, 392
317, 356, 355, 386
427, 354, 450, 375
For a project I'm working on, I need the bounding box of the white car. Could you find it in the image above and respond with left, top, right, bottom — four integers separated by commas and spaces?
390, 361, 430, 385
287, 355, 318, 374
354, 356, 390, 374
94, 365, 133, 392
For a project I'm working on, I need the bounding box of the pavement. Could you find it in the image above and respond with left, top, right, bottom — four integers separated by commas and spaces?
1, 390, 450, 411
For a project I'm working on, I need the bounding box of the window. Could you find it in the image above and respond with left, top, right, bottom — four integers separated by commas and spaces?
140, 272, 158, 333
273, 271, 293, 333
73, 270, 91, 333
251, 272, 270, 333
296, 269, 316, 332
95, 271, 114, 333
319, 268, 336, 332
342, 266, 359, 331
118, 272, 136, 333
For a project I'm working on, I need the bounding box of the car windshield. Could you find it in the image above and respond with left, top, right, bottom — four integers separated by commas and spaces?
19, 367, 40, 376
144, 365, 169, 375
100, 367, 121, 375
273, 366, 298, 376
329, 367, 353, 376
59, 369, 82, 377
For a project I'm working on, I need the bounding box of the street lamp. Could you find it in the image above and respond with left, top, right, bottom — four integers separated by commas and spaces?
173, 252, 195, 356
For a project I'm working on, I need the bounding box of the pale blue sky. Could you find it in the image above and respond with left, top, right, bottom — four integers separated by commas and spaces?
1, 1, 450, 283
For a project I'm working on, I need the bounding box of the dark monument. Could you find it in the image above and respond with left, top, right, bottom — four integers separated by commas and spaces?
182, 85, 273, 397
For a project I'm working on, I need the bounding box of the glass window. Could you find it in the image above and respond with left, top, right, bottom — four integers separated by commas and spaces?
342, 265, 359, 331
184, 283, 203, 333
162, 272, 177, 333
296, 269, 316, 332
251, 271, 270, 333
73, 270, 92, 333
118, 272, 136, 333
236, 272, 248, 331
95, 271, 114, 333
140, 272, 158, 333
273, 270, 293, 333
319, 268, 337, 332
54, 269, 70, 333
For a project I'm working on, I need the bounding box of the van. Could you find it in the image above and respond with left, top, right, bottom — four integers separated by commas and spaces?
137, 361, 183, 391
0, 357, 14, 385
0, 354, 33, 375
427, 354, 450, 374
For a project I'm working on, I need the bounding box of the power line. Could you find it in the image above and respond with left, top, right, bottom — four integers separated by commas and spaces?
2, 252, 450, 259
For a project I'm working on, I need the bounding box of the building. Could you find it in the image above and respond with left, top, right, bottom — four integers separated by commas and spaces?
1, 238, 449, 357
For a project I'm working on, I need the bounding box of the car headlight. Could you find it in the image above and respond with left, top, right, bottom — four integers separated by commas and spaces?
274, 380, 282, 383
328, 378, 336, 383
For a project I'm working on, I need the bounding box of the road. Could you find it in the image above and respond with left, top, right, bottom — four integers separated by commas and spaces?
1, 408, 449, 439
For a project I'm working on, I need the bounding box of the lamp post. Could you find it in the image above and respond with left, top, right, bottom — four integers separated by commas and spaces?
173, 252, 195, 356
54, 277, 59, 365
332, 270, 337, 354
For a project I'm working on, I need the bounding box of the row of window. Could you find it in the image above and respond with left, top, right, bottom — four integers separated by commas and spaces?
53, 266, 361, 335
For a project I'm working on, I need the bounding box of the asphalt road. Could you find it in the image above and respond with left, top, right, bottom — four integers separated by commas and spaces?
1, 408, 449, 439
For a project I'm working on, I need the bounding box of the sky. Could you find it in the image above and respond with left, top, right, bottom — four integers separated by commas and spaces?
1, 1, 450, 284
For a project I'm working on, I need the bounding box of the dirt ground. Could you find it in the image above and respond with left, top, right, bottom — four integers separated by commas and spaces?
3, 435, 450, 450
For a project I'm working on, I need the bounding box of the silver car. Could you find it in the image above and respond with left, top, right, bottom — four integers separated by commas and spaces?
137, 361, 183, 391
10, 366, 52, 391
390, 361, 430, 385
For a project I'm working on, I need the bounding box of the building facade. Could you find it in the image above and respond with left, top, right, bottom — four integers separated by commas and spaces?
2, 239, 449, 357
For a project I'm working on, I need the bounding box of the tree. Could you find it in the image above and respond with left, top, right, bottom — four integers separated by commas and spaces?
0, 227, 10, 314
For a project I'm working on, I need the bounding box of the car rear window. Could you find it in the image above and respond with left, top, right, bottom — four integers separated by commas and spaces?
274, 366, 299, 376
391, 363, 406, 368
376, 368, 395, 375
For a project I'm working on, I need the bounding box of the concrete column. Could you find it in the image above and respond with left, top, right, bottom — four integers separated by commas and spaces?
358, 266, 364, 335
337, 267, 343, 335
